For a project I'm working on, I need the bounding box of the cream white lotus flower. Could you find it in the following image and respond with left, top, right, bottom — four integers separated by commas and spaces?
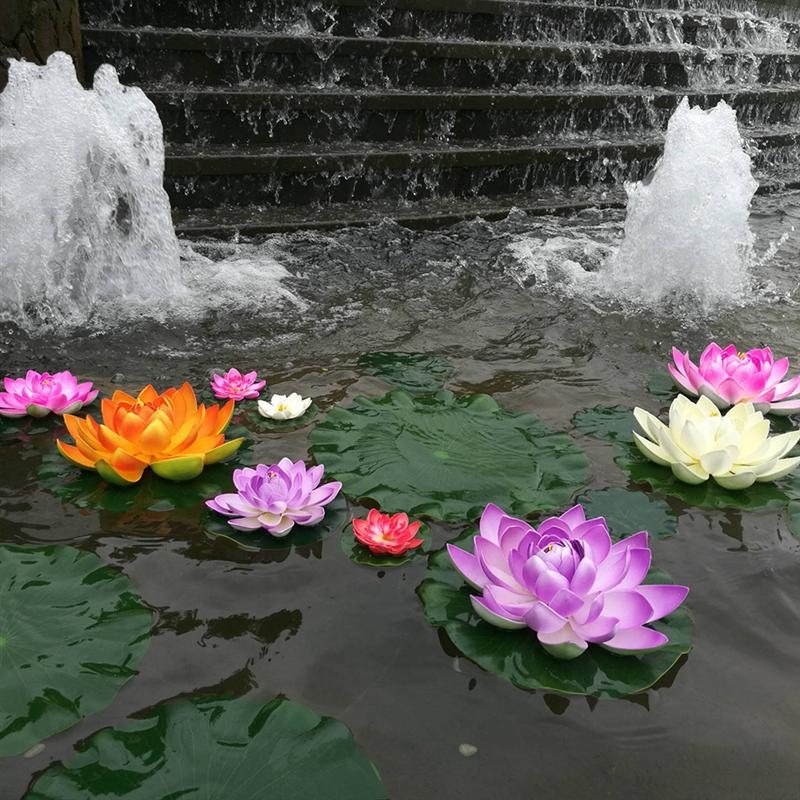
633, 395, 800, 490
257, 392, 312, 421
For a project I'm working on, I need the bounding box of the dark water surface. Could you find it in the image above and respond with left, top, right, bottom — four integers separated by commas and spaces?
2, 196, 800, 799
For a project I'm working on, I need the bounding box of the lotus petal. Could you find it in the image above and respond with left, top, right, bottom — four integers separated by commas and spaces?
151, 456, 205, 482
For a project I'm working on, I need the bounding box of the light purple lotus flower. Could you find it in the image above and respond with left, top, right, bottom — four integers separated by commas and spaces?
0, 370, 98, 418
447, 503, 688, 660
210, 368, 266, 401
670, 343, 800, 415
206, 458, 342, 536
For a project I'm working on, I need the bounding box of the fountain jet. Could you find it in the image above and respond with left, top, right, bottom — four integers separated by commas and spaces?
0, 52, 182, 329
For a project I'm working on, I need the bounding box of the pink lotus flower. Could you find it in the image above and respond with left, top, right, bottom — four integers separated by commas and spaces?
0, 370, 98, 418
448, 503, 688, 660
206, 458, 341, 536
670, 343, 800, 415
352, 509, 424, 555
210, 368, 266, 401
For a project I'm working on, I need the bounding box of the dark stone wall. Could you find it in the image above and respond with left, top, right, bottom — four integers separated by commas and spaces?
0, 0, 82, 90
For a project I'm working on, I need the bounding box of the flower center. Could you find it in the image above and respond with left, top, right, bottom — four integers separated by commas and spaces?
276, 403, 288, 412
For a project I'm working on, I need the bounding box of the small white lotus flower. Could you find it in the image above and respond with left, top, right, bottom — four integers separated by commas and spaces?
257, 392, 312, 421
633, 394, 800, 490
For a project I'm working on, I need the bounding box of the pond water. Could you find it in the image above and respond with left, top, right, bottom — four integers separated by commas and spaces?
2, 192, 799, 797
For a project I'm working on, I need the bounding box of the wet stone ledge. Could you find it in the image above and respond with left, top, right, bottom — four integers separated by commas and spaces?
0, 0, 82, 90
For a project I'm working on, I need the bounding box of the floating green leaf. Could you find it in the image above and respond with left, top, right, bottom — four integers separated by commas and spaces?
341, 522, 433, 567
577, 487, 677, 540
357, 352, 454, 393
646, 371, 677, 403
0, 544, 151, 757
614, 442, 795, 512
0, 414, 56, 439
205, 496, 349, 552
788, 501, 800, 540
417, 531, 692, 698
25, 695, 386, 800
572, 405, 634, 443
310, 390, 590, 523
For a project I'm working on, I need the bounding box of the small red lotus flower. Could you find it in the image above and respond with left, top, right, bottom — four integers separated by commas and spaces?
352, 509, 424, 556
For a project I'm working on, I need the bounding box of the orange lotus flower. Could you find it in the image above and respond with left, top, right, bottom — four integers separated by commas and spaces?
56, 383, 243, 485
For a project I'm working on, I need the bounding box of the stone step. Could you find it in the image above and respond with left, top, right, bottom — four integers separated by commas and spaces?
161, 127, 799, 208
82, 27, 800, 89
149, 84, 800, 145
170, 168, 800, 236
172, 186, 628, 236
78, 0, 799, 49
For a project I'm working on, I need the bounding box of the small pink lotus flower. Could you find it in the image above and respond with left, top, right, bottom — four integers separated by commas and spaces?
0, 370, 98, 418
669, 343, 800, 415
352, 509, 424, 556
210, 368, 266, 401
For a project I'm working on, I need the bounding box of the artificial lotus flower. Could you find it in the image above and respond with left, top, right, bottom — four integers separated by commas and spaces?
669, 343, 800, 415
0, 370, 98, 418
56, 383, 243, 485
634, 394, 800, 489
206, 458, 341, 536
211, 368, 266, 401
448, 503, 688, 660
257, 393, 312, 421
352, 509, 424, 555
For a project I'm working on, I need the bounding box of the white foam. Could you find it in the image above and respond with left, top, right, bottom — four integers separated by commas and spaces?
0, 53, 184, 329
506, 99, 761, 313
608, 98, 758, 307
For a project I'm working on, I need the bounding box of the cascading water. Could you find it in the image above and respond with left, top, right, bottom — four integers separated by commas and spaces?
0, 52, 183, 329
606, 97, 759, 306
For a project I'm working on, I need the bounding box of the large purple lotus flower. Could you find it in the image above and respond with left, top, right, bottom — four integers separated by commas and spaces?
447, 503, 688, 660
670, 343, 800, 415
206, 458, 341, 537
0, 370, 98, 418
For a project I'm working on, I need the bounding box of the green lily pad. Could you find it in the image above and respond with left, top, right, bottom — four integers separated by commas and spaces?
417, 530, 693, 699
205, 496, 349, 551
357, 352, 454, 393
577, 488, 678, 540
310, 390, 590, 524
614, 442, 796, 512
572, 405, 634, 444
38, 452, 247, 514
0, 544, 151, 757
0, 415, 55, 438
647, 371, 677, 403
241, 403, 319, 431
25, 695, 386, 800
788, 501, 800, 539
341, 522, 433, 567
770, 415, 800, 434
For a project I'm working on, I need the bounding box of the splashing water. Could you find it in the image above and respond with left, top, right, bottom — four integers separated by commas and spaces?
0, 52, 183, 329
507, 98, 762, 313
606, 98, 758, 307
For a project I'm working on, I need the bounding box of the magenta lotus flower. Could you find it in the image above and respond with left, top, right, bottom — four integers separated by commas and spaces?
206, 458, 341, 536
670, 343, 800, 415
447, 503, 688, 660
210, 368, 266, 401
0, 370, 98, 418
